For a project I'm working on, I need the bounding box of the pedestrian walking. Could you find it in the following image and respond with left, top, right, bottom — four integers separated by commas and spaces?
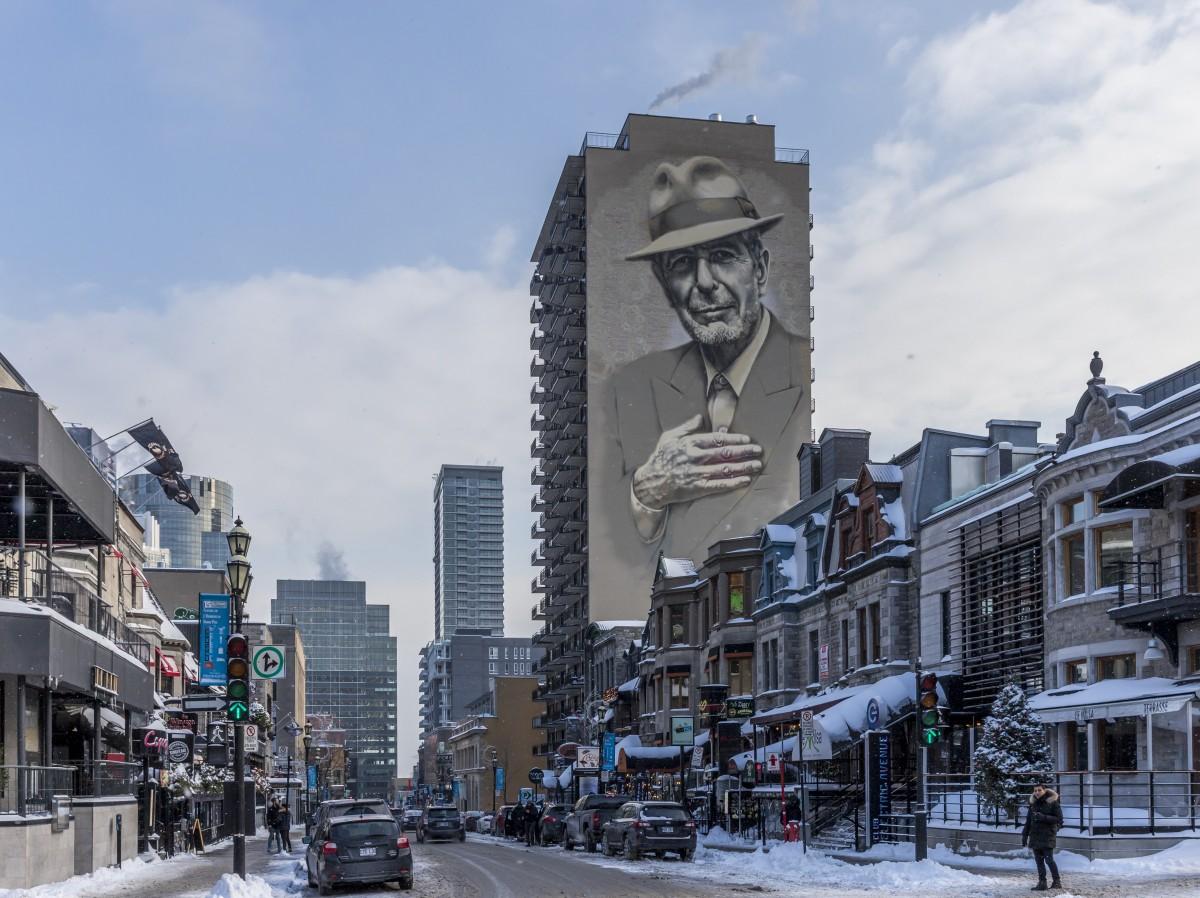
1021, 783, 1064, 891
525, 802, 539, 846
277, 802, 293, 853
508, 802, 525, 840
266, 798, 281, 853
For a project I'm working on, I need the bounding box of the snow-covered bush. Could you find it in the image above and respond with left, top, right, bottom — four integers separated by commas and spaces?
972, 683, 1053, 818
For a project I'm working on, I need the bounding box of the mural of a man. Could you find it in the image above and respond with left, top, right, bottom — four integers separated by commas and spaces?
599, 155, 808, 566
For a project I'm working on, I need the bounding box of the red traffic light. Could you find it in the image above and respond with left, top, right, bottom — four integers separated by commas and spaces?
919, 672, 938, 692
227, 633, 249, 658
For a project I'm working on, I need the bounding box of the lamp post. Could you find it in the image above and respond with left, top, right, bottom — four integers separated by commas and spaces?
302, 727, 312, 837
226, 518, 252, 879
490, 749, 498, 820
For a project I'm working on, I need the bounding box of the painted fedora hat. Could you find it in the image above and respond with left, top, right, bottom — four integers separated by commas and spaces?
626, 155, 784, 260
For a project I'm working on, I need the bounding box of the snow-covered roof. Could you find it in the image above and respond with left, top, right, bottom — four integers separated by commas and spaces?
659, 557, 697, 579
1056, 408, 1200, 465
880, 497, 907, 541
618, 676, 641, 693
0, 598, 149, 671
763, 524, 796, 544
616, 734, 683, 762
865, 463, 904, 485
591, 620, 645, 631
1029, 677, 1200, 723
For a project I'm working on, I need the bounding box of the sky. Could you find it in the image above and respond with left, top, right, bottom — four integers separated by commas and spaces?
2, 0, 1199, 773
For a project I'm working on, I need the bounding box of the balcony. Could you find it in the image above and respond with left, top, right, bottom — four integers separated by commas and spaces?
1108, 539, 1200, 660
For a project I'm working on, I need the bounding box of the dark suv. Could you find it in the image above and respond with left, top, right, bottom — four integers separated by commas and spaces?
306, 813, 413, 893
563, 794, 631, 853
311, 799, 391, 833
418, 805, 465, 842
602, 801, 696, 861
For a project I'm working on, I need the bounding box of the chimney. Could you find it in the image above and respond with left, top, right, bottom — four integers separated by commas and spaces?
798, 444, 821, 501
708, 113, 723, 122
818, 429, 871, 489
745, 114, 759, 124
986, 419, 1040, 448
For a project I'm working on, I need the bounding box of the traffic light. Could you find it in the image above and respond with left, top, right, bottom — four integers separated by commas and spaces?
919, 671, 942, 745
226, 633, 250, 723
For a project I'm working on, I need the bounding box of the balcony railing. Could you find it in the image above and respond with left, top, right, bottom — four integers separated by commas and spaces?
73, 759, 141, 798
581, 131, 628, 153
0, 548, 152, 663
1111, 539, 1200, 609
775, 147, 810, 165
0, 764, 74, 816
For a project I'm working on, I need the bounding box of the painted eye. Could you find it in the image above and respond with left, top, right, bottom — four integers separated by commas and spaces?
667, 255, 694, 273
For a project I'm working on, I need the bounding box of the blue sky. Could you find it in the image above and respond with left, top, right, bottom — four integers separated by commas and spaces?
3, 0, 1199, 770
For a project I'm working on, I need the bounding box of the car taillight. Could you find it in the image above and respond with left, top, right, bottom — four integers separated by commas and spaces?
322, 842, 338, 856
631, 819, 645, 829
592, 812, 601, 828
686, 821, 696, 829
397, 836, 410, 849
545, 816, 556, 823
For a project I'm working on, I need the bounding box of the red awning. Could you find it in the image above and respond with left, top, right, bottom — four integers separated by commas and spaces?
157, 649, 181, 678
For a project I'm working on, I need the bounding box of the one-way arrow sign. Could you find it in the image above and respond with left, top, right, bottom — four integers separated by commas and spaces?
182, 695, 225, 712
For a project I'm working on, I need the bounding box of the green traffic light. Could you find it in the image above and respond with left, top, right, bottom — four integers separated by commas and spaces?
228, 700, 249, 721
922, 727, 939, 745
227, 679, 249, 700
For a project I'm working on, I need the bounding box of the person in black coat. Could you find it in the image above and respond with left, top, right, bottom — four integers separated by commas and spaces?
1021, 783, 1064, 891
508, 803, 525, 840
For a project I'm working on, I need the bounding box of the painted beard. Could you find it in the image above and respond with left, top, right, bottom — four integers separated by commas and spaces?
678, 297, 761, 347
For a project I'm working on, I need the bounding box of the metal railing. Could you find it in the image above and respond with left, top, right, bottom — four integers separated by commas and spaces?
0, 547, 152, 663
0, 764, 75, 816
1113, 539, 1200, 606
775, 147, 811, 165
581, 132, 628, 153
73, 759, 141, 798
927, 770, 1200, 837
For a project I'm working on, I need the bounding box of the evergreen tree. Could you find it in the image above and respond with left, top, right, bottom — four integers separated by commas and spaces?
972, 683, 1054, 818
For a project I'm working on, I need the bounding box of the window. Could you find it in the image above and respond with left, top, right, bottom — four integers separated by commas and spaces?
841, 619, 850, 674
669, 675, 690, 710
808, 629, 820, 684
1097, 653, 1136, 680
728, 657, 752, 696
488, 662, 497, 674
488, 647, 498, 660
1064, 722, 1088, 771
729, 572, 746, 617
1097, 718, 1137, 770
940, 591, 952, 658
869, 603, 882, 663
1096, 523, 1134, 589
1062, 532, 1086, 596
1061, 496, 1087, 526
856, 608, 867, 668
1190, 645, 1200, 675
1064, 659, 1088, 685
669, 605, 688, 644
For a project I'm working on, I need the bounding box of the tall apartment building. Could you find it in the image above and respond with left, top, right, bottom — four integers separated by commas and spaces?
273, 580, 398, 800
433, 465, 504, 639
529, 113, 812, 758
119, 471, 234, 569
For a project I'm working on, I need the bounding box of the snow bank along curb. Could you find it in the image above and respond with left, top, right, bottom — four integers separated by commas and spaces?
207, 873, 276, 898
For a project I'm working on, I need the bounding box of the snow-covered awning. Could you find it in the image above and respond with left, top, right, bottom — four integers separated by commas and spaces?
1099, 443, 1200, 510
617, 676, 640, 694
616, 734, 685, 772
748, 672, 920, 761
1029, 677, 1200, 724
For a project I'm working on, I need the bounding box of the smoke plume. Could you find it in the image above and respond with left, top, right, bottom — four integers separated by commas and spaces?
316, 541, 351, 580
649, 35, 764, 110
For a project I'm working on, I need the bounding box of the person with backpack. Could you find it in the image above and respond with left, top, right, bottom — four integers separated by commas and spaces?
266, 798, 281, 853
1021, 782, 1064, 891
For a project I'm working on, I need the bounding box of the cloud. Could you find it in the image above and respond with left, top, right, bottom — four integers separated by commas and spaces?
0, 262, 536, 770
817, 0, 1200, 459
315, 541, 351, 581
649, 34, 767, 110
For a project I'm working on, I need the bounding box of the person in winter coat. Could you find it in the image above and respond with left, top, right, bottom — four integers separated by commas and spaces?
784, 793, 802, 823
508, 803, 525, 840
277, 802, 293, 853
266, 799, 281, 852
1021, 783, 1064, 891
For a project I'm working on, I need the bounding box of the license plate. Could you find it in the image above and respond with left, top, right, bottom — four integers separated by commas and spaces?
359, 847, 377, 857
660, 826, 674, 833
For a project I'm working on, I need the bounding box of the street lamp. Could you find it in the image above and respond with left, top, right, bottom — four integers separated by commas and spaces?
225, 518, 252, 879
302, 726, 313, 837
490, 749, 499, 820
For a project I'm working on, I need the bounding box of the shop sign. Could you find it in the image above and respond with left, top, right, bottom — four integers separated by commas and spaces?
601, 732, 616, 771
819, 644, 829, 681
602, 687, 619, 703
576, 745, 600, 770
166, 730, 194, 765
133, 727, 167, 758
725, 697, 755, 719
198, 594, 231, 687
670, 715, 695, 747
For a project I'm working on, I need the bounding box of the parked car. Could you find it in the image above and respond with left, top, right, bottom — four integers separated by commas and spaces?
312, 799, 392, 833
563, 794, 631, 853
601, 801, 696, 861
464, 810, 484, 832
418, 805, 466, 843
399, 808, 423, 832
536, 803, 570, 845
494, 804, 514, 837
478, 813, 494, 835
306, 813, 413, 894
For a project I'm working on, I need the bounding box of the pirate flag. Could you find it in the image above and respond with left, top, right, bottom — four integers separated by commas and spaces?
125, 420, 200, 514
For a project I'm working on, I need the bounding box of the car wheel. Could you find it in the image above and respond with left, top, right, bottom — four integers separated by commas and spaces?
563, 834, 573, 851
307, 862, 317, 888
585, 833, 596, 854
318, 877, 332, 896
655, 851, 665, 859
601, 837, 614, 857
624, 837, 639, 861
398, 876, 413, 891
679, 849, 693, 861
459, 831, 466, 842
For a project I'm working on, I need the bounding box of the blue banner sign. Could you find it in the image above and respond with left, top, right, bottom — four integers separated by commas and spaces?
308, 765, 318, 789
602, 732, 616, 771
495, 767, 505, 793
198, 593, 231, 686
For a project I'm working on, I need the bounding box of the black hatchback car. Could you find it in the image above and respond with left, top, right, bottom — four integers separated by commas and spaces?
306, 813, 413, 893
417, 805, 465, 842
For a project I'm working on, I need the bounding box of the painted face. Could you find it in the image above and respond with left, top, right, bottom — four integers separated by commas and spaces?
655, 234, 768, 348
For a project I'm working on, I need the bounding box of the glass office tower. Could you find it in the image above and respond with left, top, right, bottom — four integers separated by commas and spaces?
273, 580, 398, 799
119, 472, 234, 569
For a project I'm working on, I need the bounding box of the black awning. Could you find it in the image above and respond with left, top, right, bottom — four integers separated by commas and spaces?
0, 389, 116, 543
1099, 444, 1200, 510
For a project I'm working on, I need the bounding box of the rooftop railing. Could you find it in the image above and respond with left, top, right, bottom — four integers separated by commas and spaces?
0, 547, 152, 663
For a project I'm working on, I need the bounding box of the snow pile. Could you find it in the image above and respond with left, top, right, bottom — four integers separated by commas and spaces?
931, 837, 1200, 877
0, 854, 198, 898
207, 873, 275, 898
690, 840, 992, 893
